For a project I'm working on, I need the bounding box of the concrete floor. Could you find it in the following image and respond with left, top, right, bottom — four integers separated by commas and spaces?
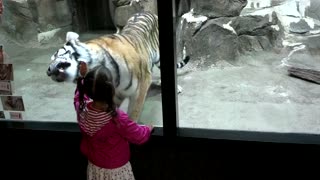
1, 31, 320, 135
178, 52, 320, 134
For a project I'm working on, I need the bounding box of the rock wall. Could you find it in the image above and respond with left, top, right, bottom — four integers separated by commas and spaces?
176, 0, 285, 66
4, 0, 317, 68
1, 0, 72, 46
0, 0, 157, 46
176, 0, 320, 67
190, 0, 248, 18
110, 0, 157, 30
305, 0, 320, 22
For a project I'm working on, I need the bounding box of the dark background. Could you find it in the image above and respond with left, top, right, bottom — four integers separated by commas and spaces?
72, 0, 115, 32
1, 128, 319, 180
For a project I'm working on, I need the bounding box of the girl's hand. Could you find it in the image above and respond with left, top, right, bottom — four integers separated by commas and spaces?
148, 125, 154, 133
79, 61, 87, 77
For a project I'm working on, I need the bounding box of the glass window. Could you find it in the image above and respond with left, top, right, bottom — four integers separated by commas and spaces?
176, 0, 320, 134
0, 0, 162, 126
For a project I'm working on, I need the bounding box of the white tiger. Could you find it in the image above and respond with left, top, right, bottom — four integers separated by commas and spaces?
46, 12, 189, 121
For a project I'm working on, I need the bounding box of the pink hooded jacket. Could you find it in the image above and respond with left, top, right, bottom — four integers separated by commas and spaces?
74, 90, 152, 169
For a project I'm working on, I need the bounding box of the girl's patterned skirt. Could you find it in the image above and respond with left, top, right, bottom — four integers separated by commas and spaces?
87, 161, 135, 180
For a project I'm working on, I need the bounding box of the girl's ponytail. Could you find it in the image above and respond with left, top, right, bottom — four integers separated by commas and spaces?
105, 81, 117, 117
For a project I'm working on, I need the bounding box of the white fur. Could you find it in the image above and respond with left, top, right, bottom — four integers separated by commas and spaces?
66, 32, 79, 42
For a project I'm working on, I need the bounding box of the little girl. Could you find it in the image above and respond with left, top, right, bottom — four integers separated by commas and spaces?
74, 62, 153, 180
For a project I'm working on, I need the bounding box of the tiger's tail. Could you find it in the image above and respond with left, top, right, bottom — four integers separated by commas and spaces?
177, 55, 190, 69
155, 55, 190, 70
176, 43, 190, 69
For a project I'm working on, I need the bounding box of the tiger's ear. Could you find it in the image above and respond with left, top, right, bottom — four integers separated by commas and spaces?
66, 32, 79, 42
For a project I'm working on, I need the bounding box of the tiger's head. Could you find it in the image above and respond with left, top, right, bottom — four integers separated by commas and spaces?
46, 32, 86, 83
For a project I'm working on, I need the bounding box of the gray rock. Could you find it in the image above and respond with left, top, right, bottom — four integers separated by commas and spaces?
28, 0, 72, 32
232, 12, 284, 49
114, 3, 143, 28
1, 0, 72, 44
112, 0, 157, 29
270, 0, 286, 6
176, 12, 284, 66
177, 0, 190, 17
109, 0, 133, 25
1, 0, 38, 43
111, 0, 131, 7
289, 19, 311, 34
190, 0, 248, 18
7, 0, 33, 19
231, 14, 278, 36
302, 35, 320, 57
142, 0, 157, 15
37, 26, 72, 44
238, 35, 272, 54
305, 0, 320, 21
183, 18, 240, 66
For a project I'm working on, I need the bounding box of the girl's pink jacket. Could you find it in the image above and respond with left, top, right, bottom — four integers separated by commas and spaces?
74, 90, 152, 169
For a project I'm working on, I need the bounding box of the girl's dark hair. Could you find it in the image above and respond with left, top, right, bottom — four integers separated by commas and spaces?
77, 65, 117, 117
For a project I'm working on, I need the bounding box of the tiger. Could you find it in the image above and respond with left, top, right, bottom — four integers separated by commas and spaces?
46, 12, 189, 121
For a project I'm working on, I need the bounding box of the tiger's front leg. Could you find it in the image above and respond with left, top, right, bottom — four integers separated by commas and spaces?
127, 77, 152, 122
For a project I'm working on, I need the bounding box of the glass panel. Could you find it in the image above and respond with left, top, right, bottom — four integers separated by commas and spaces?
0, 0, 162, 126
176, 0, 320, 134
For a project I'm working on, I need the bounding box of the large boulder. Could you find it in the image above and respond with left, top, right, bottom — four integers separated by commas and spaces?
176, 11, 284, 66
190, 0, 248, 18
233, 12, 284, 51
289, 19, 312, 34
186, 17, 240, 66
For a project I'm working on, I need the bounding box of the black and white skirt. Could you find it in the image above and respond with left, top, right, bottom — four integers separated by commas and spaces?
87, 161, 135, 180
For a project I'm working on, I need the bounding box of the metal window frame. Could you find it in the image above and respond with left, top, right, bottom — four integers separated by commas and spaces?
1, 0, 320, 146
158, 0, 179, 138
157, 0, 320, 145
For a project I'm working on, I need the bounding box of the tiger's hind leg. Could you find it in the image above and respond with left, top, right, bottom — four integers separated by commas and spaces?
154, 79, 183, 94
153, 55, 190, 94
127, 77, 152, 122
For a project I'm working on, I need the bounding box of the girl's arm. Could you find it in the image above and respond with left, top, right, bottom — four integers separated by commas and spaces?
73, 87, 90, 112
73, 61, 89, 112
74, 61, 89, 112
73, 88, 81, 112
117, 110, 153, 145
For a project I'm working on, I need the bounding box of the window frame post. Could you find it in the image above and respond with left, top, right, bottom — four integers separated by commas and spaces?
157, 0, 179, 138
